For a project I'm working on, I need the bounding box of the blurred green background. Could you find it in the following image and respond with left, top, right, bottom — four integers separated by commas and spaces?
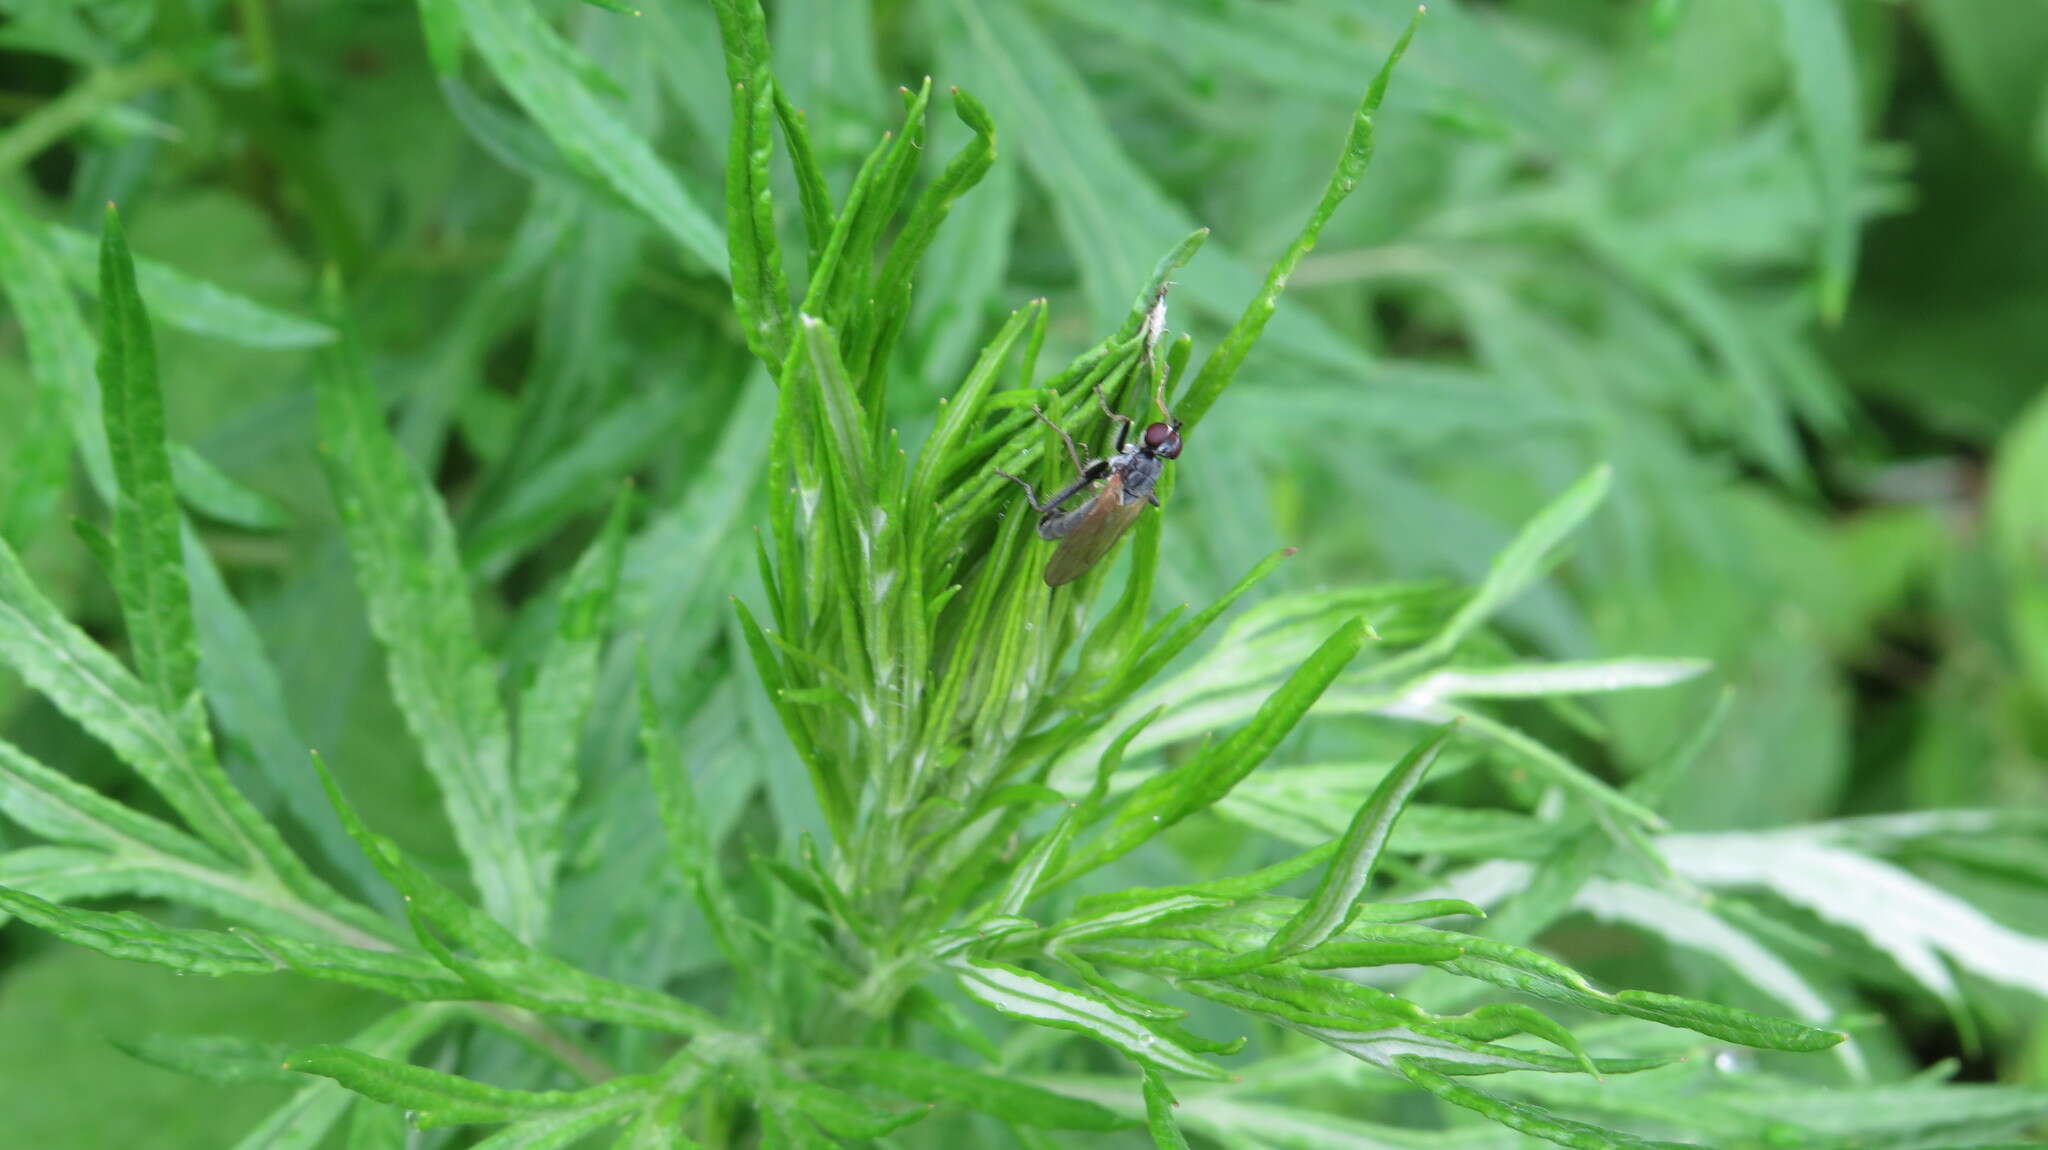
3, 0, 2047, 1144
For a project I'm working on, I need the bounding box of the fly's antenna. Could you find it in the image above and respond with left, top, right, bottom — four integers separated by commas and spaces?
1152, 360, 1179, 428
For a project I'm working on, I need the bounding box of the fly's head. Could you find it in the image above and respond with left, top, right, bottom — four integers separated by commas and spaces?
1141, 421, 1183, 461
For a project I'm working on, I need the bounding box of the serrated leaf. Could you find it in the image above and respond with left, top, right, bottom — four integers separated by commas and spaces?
1265, 723, 1454, 959
96, 204, 197, 716
0, 885, 435, 989
0, 227, 327, 894
314, 302, 538, 939
803, 1048, 1137, 1131
443, 0, 725, 270
641, 670, 752, 978
516, 487, 630, 907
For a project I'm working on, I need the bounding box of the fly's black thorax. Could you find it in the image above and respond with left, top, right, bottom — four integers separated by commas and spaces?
1112, 448, 1166, 503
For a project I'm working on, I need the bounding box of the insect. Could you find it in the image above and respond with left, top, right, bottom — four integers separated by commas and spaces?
994, 383, 1183, 587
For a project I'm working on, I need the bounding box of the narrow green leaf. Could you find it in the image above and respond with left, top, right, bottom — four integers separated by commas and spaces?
853, 84, 998, 400
0, 313, 318, 889
284, 1045, 648, 1127
444, 0, 726, 270
1073, 842, 1342, 916
345, 1103, 408, 1150
952, 958, 1227, 1079
315, 301, 538, 938
97, 203, 197, 710
1087, 546, 1299, 707
418, 0, 464, 74
642, 668, 755, 980
1292, 939, 1466, 969
184, 529, 389, 905
516, 486, 631, 907
1174, 4, 1421, 430
1372, 464, 1611, 682
0, 193, 87, 540
1265, 723, 1455, 958
46, 222, 335, 348
469, 1101, 644, 1149
314, 753, 718, 1031
1612, 989, 1844, 1053
170, 446, 291, 530
1051, 895, 1230, 945
1773, 0, 1860, 322
992, 805, 1077, 917
803, 1048, 1137, 1131
799, 314, 874, 508
1392, 1056, 1668, 1150
0, 736, 220, 864
3, 879, 454, 995
231, 1007, 455, 1150
1066, 617, 1368, 878
1141, 1067, 1193, 1150
791, 1082, 932, 1138
0, 847, 137, 926
772, 86, 834, 263
1447, 707, 1666, 832
708, 0, 793, 370
113, 1033, 299, 1086
611, 1094, 689, 1150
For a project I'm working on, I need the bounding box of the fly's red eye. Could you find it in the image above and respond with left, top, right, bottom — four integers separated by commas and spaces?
1142, 422, 1183, 459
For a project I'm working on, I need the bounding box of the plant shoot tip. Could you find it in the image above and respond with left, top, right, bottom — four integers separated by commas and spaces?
1283, 546, 1299, 556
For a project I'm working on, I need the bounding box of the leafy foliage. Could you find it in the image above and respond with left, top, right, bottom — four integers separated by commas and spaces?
2, 1, 2046, 1148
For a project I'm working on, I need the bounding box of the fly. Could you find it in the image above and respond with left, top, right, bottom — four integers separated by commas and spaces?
994, 380, 1183, 587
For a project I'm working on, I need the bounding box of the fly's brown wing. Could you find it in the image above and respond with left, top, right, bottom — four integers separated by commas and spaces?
1043, 473, 1147, 587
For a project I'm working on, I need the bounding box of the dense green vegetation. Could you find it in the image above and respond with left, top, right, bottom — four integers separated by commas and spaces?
2, 0, 2046, 1146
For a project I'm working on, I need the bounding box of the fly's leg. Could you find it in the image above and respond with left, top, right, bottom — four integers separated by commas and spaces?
1030, 405, 1090, 478
1094, 385, 1133, 452
992, 469, 1048, 511
995, 460, 1110, 539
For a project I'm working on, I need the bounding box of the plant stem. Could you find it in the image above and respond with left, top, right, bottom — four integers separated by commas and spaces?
0, 55, 182, 172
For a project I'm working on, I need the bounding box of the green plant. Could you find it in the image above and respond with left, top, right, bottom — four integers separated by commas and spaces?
4, 0, 2048, 1148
